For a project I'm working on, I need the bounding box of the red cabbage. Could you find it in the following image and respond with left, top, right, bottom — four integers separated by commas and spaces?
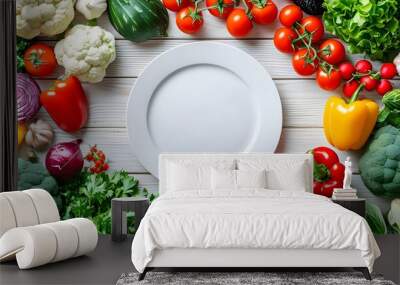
46, 139, 84, 181
17, 73, 41, 122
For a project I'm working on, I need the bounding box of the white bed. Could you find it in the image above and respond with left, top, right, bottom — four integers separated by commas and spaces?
131, 153, 380, 280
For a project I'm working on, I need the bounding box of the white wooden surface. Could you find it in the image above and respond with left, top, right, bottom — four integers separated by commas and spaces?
34, 9, 397, 210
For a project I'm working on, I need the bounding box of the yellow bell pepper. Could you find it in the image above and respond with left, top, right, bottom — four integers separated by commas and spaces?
323, 91, 379, 151
18, 122, 27, 145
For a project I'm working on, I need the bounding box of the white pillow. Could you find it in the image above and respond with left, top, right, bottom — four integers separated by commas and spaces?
166, 159, 235, 192
211, 169, 268, 190
237, 159, 308, 191
211, 169, 236, 190
236, 169, 267, 189
168, 163, 211, 191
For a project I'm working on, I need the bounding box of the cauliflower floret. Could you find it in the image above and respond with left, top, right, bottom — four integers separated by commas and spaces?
76, 0, 107, 20
54, 25, 116, 83
17, 0, 75, 39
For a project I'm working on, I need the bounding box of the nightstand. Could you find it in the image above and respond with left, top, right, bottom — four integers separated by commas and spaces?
332, 198, 366, 217
111, 197, 149, 241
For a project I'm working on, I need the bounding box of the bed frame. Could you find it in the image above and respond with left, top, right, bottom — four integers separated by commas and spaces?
138, 153, 372, 281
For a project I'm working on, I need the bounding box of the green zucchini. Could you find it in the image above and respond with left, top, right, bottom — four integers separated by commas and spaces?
108, 0, 169, 42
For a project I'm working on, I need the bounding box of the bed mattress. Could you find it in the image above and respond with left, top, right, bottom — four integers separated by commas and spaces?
131, 190, 380, 273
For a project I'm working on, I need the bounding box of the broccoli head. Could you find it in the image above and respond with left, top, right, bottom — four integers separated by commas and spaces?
359, 125, 400, 198
18, 159, 60, 208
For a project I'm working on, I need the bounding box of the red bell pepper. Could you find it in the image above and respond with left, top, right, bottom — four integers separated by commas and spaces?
309, 146, 345, 197
40, 76, 88, 133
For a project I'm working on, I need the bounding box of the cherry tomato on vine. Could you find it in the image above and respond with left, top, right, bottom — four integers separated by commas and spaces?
244, 0, 253, 9
23, 43, 57, 77
338, 61, 355, 80
292, 49, 318, 76
316, 68, 342, 91
342, 80, 360, 98
376, 79, 393, 96
360, 75, 378, 91
278, 4, 303, 27
162, 0, 190, 12
251, 0, 278, 25
273, 27, 297, 53
176, 6, 204, 34
299, 16, 324, 43
380, 63, 397, 79
226, 8, 253, 37
318, 39, 345, 65
206, 0, 234, 18
354, 60, 372, 74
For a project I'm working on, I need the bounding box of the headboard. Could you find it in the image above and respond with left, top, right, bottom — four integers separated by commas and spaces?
159, 153, 313, 195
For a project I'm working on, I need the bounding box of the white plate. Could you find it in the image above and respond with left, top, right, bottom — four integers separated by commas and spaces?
127, 42, 282, 177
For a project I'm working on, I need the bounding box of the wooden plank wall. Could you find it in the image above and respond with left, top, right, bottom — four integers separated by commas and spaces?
34, 2, 399, 212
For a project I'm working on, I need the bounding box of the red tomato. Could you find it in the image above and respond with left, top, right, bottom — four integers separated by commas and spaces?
273, 27, 297, 53
206, 0, 234, 18
278, 4, 303, 27
312, 146, 340, 168
244, 0, 253, 9
226, 8, 253, 37
23, 43, 57, 77
292, 49, 318, 76
376, 79, 393, 96
318, 39, 345, 65
299, 16, 324, 43
339, 61, 355, 80
360, 75, 378, 91
342, 80, 360, 98
380, 63, 397, 79
316, 68, 342, 91
162, 0, 190, 12
176, 6, 204, 34
251, 0, 278, 25
354, 59, 372, 74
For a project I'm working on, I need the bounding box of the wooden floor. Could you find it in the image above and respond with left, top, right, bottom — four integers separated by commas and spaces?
1, 235, 398, 285
0, 236, 134, 285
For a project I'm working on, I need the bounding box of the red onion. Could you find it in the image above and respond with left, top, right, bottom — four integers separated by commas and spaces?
46, 139, 84, 181
17, 73, 41, 122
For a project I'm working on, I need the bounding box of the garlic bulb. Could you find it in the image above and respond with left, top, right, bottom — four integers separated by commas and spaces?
394, 53, 400, 76
25, 119, 54, 150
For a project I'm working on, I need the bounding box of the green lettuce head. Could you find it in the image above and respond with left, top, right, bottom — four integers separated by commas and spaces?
323, 0, 400, 61
388, 199, 400, 233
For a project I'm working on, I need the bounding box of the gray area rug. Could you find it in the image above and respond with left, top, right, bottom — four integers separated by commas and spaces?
117, 272, 396, 285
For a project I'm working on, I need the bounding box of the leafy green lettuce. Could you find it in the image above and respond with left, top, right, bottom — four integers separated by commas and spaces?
366, 202, 387, 234
323, 0, 400, 61
60, 169, 157, 234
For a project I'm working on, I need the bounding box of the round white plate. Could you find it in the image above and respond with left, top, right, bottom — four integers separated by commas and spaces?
127, 42, 282, 177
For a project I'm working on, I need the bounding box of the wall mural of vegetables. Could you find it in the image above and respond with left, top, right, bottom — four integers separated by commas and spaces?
14, 0, 400, 236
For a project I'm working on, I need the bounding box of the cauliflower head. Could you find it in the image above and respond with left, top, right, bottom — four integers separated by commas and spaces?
17, 0, 75, 39
55, 25, 116, 83
76, 0, 107, 20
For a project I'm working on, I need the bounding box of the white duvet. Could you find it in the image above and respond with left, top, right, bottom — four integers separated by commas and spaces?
131, 190, 380, 273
